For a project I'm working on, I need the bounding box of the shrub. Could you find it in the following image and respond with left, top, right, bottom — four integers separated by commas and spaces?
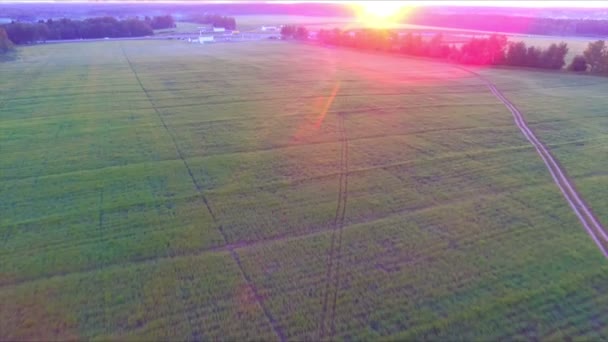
0, 27, 15, 54
568, 55, 588, 72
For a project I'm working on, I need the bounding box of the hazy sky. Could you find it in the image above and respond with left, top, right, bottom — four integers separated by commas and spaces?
325, 0, 608, 7
1, 0, 607, 8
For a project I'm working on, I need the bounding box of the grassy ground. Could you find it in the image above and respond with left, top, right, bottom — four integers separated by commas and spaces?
1, 40, 607, 340
480, 67, 608, 224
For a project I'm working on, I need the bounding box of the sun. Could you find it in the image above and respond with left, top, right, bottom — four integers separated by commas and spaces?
352, 1, 411, 28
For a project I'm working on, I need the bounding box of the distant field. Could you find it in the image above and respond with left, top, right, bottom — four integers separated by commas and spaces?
155, 21, 201, 35
158, 16, 357, 35
1, 40, 608, 340
162, 16, 593, 63
236, 15, 355, 31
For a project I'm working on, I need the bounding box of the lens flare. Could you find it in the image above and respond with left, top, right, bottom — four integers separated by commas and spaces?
352, 1, 411, 28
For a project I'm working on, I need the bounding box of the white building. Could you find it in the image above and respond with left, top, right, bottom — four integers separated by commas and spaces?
213, 27, 226, 33
199, 36, 214, 44
261, 26, 279, 32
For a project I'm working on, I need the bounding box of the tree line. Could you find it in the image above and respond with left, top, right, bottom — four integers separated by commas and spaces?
189, 14, 237, 30
280, 25, 309, 40
315, 28, 608, 74
2, 15, 175, 44
145, 15, 175, 30
583, 40, 608, 73
409, 13, 608, 37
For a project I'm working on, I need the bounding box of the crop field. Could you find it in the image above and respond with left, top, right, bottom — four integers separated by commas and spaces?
1, 40, 608, 340
486, 68, 608, 238
236, 15, 356, 31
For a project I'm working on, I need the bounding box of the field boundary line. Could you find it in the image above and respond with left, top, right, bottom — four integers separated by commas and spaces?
120, 44, 286, 341
120, 45, 285, 342
144, 97, 499, 112
1, 177, 569, 290
120, 45, 216, 220
122, 45, 208, 341
7, 149, 605, 262
6, 117, 605, 186
0, 130, 530, 186
457, 66, 608, 257
11, 123, 607, 187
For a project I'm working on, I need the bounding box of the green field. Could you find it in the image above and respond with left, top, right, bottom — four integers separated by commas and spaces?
236, 15, 355, 31
156, 16, 355, 35
1, 40, 608, 340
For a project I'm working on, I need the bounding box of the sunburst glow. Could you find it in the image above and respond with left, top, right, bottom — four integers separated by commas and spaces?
352, 1, 411, 28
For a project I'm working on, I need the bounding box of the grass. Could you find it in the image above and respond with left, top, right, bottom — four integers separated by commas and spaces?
1, 39, 607, 340
481, 66, 608, 221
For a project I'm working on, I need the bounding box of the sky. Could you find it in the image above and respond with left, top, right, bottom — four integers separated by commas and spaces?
306, 0, 608, 7
0, 0, 607, 7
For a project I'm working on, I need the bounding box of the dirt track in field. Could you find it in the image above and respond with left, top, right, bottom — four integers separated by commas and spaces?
122, 44, 286, 342
460, 67, 608, 258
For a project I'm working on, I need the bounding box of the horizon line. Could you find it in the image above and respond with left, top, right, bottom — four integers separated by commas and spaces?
0, 0, 607, 8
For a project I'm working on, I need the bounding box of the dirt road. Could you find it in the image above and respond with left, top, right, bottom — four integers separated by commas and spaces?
464, 69, 608, 257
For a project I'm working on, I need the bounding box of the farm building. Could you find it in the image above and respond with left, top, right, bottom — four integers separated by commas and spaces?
199, 36, 214, 44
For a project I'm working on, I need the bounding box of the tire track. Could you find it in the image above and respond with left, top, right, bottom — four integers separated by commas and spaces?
319, 110, 349, 341
121, 45, 286, 342
330, 112, 349, 340
458, 67, 608, 257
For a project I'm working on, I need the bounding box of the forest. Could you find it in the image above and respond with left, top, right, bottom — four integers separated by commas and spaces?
2, 15, 175, 44
408, 13, 608, 37
188, 14, 237, 30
